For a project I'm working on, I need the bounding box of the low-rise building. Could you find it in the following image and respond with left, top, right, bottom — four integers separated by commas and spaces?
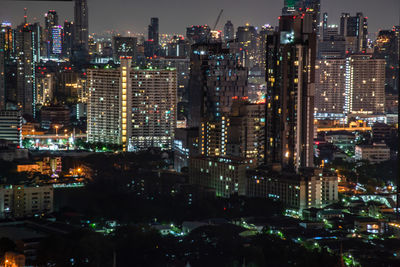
0, 185, 53, 218
0, 110, 22, 147
355, 142, 390, 164
246, 168, 338, 210
189, 156, 256, 198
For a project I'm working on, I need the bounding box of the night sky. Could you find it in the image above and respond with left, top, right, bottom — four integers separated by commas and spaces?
1, 0, 399, 36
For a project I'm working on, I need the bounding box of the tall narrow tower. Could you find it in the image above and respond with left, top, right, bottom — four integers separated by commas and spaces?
74, 0, 88, 53
265, 14, 316, 171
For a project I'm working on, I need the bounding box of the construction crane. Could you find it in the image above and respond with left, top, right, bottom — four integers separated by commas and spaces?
212, 9, 224, 31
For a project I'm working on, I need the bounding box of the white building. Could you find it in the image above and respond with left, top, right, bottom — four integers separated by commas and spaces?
0, 185, 53, 218
246, 168, 338, 210
355, 143, 390, 164
87, 57, 177, 151
345, 55, 385, 115
315, 59, 347, 115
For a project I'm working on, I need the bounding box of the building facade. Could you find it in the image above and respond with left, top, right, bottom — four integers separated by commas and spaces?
87, 58, 177, 151
189, 156, 256, 198
345, 55, 385, 115
355, 143, 390, 164
246, 168, 338, 210
265, 14, 316, 171
315, 59, 346, 115
0, 110, 22, 147
0, 185, 53, 219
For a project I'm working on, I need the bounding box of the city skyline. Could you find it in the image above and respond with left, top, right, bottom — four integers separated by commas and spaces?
2, 0, 399, 36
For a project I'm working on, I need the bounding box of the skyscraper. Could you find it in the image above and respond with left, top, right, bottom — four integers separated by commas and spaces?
74, 0, 89, 54
223, 21, 234, 42
188, 42, 247, 128
62, 21, 74, 59
145, 17, 159, 57
15, 22, 41, 116
235, 25, 258, 70
265, 14, 316, 171
44, 10, 58, 58
51, 25, 62, 56
148, 18, 159, 45
374, 29, 399, 92
188, 42, 247, 157
0, 24, 10, 109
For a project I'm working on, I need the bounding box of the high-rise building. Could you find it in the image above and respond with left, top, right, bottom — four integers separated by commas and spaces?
374, 29, 399, 92
74, 0, 89, 55
15, 22, 41, 116
166, 35, 190, 58
340, 13, 368, 53
0, 110, 22, 147
112, 36, 137, 63
51, 25, 62, 56
282, 0, 321, 35
258, 24, 275, 76
130, 67, 177, 151
87, 58, 177, 151
186, 25, 211, 45
265, 14, 316, 171
62, 21, 74, 59
188, 43, 247, 157
304, 0, 321, 36
148, 57, 190, 102
145, 18, 159, 57
345, 54, 385, 115
148, 17, 159, 45
315, 59, 347, 115
223, 20, 234, 42
188, 42, 248, 129
0, 25, 10, 109
282, 0, 304, 15
44, 10, 58, 58
235, 25, 258, 69
318, 13, 346, 59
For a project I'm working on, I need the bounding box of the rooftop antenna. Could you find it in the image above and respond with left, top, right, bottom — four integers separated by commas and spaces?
24, 8, 27, 24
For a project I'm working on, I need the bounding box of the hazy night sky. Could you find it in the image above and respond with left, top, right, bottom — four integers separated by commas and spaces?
1, 0, 399, 36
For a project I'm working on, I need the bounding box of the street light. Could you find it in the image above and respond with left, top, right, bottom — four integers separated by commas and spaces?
55, 125, 59, 136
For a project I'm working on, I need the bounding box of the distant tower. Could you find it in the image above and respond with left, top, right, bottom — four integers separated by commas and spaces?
44, 10, 58, 58
145, 17, 159, 57
63, 21, 74, 58
15, 22, 41, 116
74, 0, 89, 53
223, 20, 234, 42
148, 18, 159, 45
